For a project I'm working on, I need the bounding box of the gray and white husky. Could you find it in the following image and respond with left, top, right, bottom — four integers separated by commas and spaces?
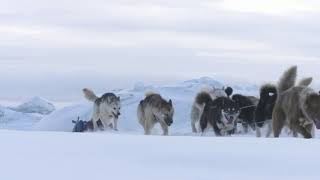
272, 66, 318, 138
137, 92, 174, 136
83, 88, 121, 131
191, 87, 227, 133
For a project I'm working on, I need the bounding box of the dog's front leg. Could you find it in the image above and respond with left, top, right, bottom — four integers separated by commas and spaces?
191, 120, 198, 133
92, 119, 99, 131
144, 120, 152, 135
160, 121, 169, 136
272, 106, 286, 138
265, 120, 272, 137
99, 117, 110, 131
113, 118, 118, 131
256, 126, 261, 137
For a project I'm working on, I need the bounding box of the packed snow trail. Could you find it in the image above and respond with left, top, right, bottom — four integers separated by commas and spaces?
0, 130, 319, 180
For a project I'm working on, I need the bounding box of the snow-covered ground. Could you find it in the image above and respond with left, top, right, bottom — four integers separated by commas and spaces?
0, 130, 319, 180
0, 97, 54, 130
0, 77, 319, 180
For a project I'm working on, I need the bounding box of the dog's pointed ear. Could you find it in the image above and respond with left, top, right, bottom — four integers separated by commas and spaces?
117, 96, 120, 101
168, 99, 172, 106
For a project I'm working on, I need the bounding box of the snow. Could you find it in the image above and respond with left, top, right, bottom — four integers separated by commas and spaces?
0, 130, 319, 180
1, 77, 320, 180
0, 96, 56, 130
0, 105, 42, 130
12, 96, 56, 115
33, 104, 92, 132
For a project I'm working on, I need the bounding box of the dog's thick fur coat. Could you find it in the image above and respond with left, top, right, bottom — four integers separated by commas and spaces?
232, 94, 257, 133
137, 92, 174, 135
191, 91, 212, 133
190, 87, 227, 133
83, 88, 121, 131
200, 96, 239, 136
272, 66, 319, 138
191, 87, 228, 133
254, 84, 277, 137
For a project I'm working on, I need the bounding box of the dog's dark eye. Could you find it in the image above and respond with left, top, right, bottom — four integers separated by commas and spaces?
113, 108, 116, 110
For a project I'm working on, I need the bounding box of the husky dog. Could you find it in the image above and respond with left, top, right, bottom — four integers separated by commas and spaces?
137, 92, 174, 136
190, 87, 227, 133
273, 66, 318, 138
232, 94, 257, 133
200, 95, 240, 136
83, 88, 121, 131
255, 84, 278, 137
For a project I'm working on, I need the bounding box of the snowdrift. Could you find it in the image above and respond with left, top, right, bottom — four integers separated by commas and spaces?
0, 96, 56, 130
0, 105, 42, 130
13, 96, 55, 115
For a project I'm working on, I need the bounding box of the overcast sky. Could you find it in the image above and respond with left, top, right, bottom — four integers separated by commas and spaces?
1, 0, 320, 101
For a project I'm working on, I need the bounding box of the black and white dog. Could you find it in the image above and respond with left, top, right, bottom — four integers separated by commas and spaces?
254, 84, 277, 137
200, 96, 240, 136
224, 86, 259, 134
232, 94, 258, 133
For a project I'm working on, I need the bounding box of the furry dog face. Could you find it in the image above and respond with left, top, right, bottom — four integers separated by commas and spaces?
208, 97, 240, 127
200, 97, 239, 136
156, 100, 174, 126
109, 97, 121, 118
220, 99, 240, 126
303, 93, 320, 129
98, 94, 121, 119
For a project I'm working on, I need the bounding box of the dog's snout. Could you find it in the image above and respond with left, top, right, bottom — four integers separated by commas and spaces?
165, 118, 173, 126
117, 112, 121, 116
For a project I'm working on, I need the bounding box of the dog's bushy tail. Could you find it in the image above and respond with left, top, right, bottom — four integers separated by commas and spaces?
277, 66, 297, 94
83, 88, 98, 102
298, 77, 313, 87
195, 91, 212, 105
